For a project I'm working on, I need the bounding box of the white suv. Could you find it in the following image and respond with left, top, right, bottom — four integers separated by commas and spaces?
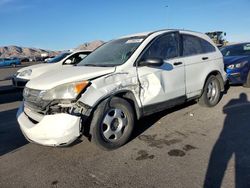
17, 29, 227, 150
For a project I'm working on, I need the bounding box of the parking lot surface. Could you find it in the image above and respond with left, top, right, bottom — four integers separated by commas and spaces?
0, 66, 250, 188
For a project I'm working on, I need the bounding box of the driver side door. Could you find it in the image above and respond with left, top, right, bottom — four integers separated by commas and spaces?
137, 32, 186, 114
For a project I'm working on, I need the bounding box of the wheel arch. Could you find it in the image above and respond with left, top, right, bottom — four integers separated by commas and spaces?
89, 90, 143, 121
203, 71, 225, 93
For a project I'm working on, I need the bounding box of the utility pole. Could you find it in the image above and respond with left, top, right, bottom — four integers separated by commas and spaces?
165, 4, 169, 28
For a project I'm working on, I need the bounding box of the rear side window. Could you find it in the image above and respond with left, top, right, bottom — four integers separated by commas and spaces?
200, 38, 216, 53
182, 34, 215, 56
243, 44, 250, 55
141, 33, 179, 60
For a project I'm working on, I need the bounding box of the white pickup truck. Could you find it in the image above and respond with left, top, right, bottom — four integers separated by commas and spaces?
17, 29, 227, 150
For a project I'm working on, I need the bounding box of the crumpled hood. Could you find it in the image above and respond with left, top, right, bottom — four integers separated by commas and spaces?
224, 56, 249, 66
17, 63, 60, 80
26, 66, 115, 90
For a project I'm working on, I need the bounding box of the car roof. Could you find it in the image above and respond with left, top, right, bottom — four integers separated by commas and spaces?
118, 29, 204, 39
72, 49, 93, 53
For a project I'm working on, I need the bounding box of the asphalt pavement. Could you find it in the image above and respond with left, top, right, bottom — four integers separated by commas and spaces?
0, 65, 250, 188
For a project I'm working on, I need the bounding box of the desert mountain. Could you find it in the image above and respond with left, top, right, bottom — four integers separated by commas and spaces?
0, 46, 56, 58
0, 40, 105, 58
76, 40, 104, 51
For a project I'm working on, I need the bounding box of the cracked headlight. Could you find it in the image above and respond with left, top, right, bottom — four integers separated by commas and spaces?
19, 69, 32, 77
41, 81, 89, 100
227, 61, 248, 70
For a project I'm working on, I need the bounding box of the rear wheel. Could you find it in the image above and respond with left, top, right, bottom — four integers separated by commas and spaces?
10, 64, 16, 68
90, 97, 135, 150
198, 75, 221, 107
243, 71, 250, 88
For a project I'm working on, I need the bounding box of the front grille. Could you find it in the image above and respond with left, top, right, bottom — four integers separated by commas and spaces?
23, 87, 50, 111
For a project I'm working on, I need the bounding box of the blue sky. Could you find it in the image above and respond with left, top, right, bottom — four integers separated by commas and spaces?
0, 0, 250, 50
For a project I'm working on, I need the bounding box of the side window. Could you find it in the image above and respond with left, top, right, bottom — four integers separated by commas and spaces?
79, 54, 87, 59
65, 53, 86, 65
200, 38, 216, 53
141, 33, 179, 60
228, 45, 243, 56
242, 44, 250, 55
182, 35, 203, 56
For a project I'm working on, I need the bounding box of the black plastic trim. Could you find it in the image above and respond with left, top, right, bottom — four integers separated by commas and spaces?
142, 96, 186, 116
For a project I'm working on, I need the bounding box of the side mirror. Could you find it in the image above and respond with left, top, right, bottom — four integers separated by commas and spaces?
64, 59, 72, 65
139, 58, 164, 67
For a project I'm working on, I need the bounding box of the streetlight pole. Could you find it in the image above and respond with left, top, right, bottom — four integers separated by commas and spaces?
165, 5, 169, 28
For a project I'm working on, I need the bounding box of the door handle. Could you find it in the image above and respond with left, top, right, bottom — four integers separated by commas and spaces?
202, 57, 209, 60
173, 62, 183, 66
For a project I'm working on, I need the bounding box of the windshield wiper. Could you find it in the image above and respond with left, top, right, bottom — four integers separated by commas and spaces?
83, 64, 117, 67
83, 64, 99, 66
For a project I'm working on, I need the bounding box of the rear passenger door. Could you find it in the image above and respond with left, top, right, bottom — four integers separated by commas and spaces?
179, 33, 216, 97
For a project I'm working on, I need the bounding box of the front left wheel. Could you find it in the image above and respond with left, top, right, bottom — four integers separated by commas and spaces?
90, 97, 135, 150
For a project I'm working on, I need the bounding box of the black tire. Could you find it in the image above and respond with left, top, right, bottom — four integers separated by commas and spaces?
90, 97, 135, 150
243, 71, 250, 88
198, 75, 221, 107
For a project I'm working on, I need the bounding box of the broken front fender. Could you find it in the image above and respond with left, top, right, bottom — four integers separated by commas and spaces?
17, 102, 81, 146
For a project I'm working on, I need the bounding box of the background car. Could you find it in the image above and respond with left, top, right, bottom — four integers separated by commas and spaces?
0, 57, 21, 67
20, 57, 30, 63
44, 56, 55, 62
12, 50, 92, 88
220, 42, 250, 87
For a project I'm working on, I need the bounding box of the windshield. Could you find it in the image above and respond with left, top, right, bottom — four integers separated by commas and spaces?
220, 43, 250, 57
77, 37, 145, 67
48, 52, 71, 63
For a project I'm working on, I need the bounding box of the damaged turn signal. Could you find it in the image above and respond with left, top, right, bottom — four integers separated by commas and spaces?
41, 80, 90, 100
74, 81, 89, 94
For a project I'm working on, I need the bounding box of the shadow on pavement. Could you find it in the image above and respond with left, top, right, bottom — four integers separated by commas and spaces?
131, 100, 196, 140
204, 93, 250, 188
0, 85, 19, 95
0, 91, 23, 104
0, 108, 28, 156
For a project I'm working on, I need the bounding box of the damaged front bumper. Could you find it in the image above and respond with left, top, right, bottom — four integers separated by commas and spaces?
17, 102, 81, 146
